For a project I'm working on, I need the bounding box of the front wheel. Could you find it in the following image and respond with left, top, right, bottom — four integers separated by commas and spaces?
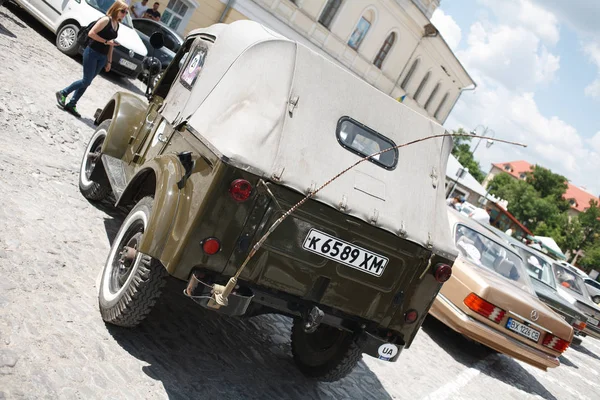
592, 296, 600, 305
99, 196, 168, 327
79, 120, 112, 201
291, 319, 362, 382
56, 24, 80, 56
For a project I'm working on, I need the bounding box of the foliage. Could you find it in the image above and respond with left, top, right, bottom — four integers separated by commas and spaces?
579, 244, 600, 270
451, 128, 486, 183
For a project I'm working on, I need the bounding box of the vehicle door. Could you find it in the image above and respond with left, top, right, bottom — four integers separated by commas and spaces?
31, 0, 69, 22
126, 35, 202, 164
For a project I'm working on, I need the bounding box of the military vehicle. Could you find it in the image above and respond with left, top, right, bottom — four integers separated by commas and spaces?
80, 20, 457, 381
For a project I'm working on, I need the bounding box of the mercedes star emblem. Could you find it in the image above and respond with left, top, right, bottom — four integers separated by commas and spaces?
129, 49, 135, 58
530, 310, 539, 321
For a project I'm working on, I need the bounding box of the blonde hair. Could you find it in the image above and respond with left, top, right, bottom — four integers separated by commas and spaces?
107, 0, 129, 19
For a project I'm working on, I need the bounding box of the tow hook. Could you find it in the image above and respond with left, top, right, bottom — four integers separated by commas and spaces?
303, 306, 324, 333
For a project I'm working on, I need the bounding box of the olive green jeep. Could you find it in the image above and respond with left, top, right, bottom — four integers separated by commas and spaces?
81, 20, 457, 382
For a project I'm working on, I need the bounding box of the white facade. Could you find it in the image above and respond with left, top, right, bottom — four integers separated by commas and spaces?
212, 0, 474, 123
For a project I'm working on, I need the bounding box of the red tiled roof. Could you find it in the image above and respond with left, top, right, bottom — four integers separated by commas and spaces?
492, 160, 599, 213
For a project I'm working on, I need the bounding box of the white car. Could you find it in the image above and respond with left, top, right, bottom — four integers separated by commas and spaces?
11, 0, 147, 78
584, 278, 600, 304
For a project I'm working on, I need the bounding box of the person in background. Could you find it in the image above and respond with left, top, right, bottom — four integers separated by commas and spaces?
55, 1, 128, 117
130, 0, 149, 18
446, 196, 465, 211
143, 2, 161, 21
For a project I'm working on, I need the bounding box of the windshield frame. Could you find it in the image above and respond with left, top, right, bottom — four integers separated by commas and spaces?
552, 263, 589, 296
85, 0, 133, 28
453, 223, 535, 294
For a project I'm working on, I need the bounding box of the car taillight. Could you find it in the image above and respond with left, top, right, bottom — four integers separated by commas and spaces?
464, 293, 506, 323
433, 263, 452, 283
229, 179, 252, 202
404, 309, 418, 324
543, 334, 570, 353
574, 320, 587, 331
202, 238, 221, 255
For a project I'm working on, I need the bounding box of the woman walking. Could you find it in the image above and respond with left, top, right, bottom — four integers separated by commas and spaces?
56, 1, 129, 118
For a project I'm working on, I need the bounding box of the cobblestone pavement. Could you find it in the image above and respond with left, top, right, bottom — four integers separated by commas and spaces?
2, 5, 600, 400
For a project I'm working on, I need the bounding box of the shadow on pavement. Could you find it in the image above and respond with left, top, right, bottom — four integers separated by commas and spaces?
558, 355, 578, 368
105, 280, 393, 400
0, 22, 17, 38
422, 316, 558, 400
571, 342, 600, 361
1, 8, 27, 29
101, 72, 146, 97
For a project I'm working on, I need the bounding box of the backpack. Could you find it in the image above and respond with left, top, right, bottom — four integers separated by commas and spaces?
76, 19, 99, 47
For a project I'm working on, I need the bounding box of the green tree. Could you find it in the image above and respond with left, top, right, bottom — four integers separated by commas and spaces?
579, 243, 600, 271
527, 165, 568, 201
578, 200, 600, 249
451, 128, 486, 183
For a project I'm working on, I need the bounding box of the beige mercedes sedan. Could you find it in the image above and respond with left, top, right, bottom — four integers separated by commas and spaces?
429, 209, 574, 370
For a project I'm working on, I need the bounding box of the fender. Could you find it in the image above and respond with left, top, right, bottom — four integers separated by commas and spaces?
97, 92, 148, 160
117, 154, 188, 263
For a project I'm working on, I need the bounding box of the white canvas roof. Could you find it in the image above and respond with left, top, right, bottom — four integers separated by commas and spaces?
178, 21, 457, 258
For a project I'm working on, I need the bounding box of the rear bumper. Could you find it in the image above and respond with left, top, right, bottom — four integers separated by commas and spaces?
582, 325, 600, 340
429, 294, 560, 370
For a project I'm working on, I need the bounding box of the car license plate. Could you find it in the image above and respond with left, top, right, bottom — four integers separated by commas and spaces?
119, 58, 137, 70
506, 317, 540, 342
302, 229, 388, 277
588, 317, 600, 327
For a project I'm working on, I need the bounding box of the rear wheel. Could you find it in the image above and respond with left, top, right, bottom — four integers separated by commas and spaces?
291, 319, 362, 382
79, 120, 112, 201
56, 24, 80, 56
99, 197, 168, 327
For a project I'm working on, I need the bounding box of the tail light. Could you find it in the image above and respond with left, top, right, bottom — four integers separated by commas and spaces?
404, 309, 418, 324
543, 334, 570, 353
202, 237, 221, 255
433, 263, 452, 283
464, 293, 506, 323
229, 179, 252, 202
574, 320, 587, 331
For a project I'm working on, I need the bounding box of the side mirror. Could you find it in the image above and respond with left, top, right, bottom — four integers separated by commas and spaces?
150, 31, 164, 50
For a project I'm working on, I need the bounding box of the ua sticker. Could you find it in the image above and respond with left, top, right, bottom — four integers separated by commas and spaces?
378, 343, 398, 360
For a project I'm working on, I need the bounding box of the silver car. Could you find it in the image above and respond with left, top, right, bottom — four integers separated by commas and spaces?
584, 278, 600, 304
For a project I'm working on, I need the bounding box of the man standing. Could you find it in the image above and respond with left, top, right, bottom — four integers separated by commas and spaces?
446, 196, 465, 211
143, 2, 162, 21
130, 0, 149, 18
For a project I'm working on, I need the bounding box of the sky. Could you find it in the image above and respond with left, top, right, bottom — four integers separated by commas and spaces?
431, 0, 600, 196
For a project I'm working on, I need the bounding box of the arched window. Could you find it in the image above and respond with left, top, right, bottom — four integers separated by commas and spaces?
348, 10, 374, 50
318, 0, 342, 29
400, 58, 419, 90
424, 82, 440, 110
434, 92, 449, 120
413, 71, 430, 101
373, 32, 396, 69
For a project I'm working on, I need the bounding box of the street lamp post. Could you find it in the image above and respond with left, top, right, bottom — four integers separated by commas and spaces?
470, 125, 496, 154
448, 166, 468, 199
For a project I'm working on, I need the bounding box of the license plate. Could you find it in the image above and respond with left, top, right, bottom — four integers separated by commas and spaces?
588, 317, 600, 326
119, 58, 137, 70
302, 229, 388, 277
506, 317, 540, 342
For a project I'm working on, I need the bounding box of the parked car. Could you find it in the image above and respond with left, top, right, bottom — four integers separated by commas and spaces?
132, 18, 183, 74
458, 201, 476, 217
430, 209, 573, 370
583, 277, 600, 304
552, 263, 600, 340
12, 0, 147, 78
478, 224, 588, 345
558, 260, 589, 279
78, 20, 459, 382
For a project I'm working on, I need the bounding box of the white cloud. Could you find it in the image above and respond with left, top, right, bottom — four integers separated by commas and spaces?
458, 23, 560, 91
584, 43, 600, 98
589, 132, 600, 154
584, 79, 600, 98
431, 9, 462, 51
479, 0, 560, 45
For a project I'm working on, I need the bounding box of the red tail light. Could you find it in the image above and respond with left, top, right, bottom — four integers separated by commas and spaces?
404, 309, 418, 324
202, 238, 221, 255
433, 263, 452, 283
464, 293, 506, 323
543, 334, 570, 353
229, 179, 252, 202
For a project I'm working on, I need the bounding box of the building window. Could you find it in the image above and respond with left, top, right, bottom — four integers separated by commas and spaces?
318, 0, 342, 29
348, 11, 373, 50
161, 0, 189, 32
373, 32, 396, 69
424, 82, 440, 111
519, 173, 526, 179
413, 71, 430, 101
400, 58, 419, 90
434, 92, 449, 120
504, 164, 511, 171
569, 199, 577, 206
